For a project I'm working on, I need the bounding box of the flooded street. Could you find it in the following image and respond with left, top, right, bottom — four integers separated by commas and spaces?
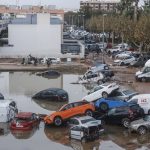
0, 72, 150, 150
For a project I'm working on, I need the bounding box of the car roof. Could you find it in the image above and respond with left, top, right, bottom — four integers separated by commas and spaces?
16, 112, 33, 119
71, 116, 93, 121
132, 94, 150, 99
42, 88, 65, 93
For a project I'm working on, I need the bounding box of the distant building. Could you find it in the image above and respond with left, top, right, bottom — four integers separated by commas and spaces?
0, 13, 63, 57
80, 0, 120, 12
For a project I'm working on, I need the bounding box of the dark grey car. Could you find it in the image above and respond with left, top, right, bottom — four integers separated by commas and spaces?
109, 89, 139, 101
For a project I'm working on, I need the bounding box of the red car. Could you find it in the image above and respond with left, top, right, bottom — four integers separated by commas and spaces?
10, 112, 40, 130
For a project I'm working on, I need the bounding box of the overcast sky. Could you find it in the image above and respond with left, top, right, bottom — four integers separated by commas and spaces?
0, 0, 81, 9
0, 0, 144, 9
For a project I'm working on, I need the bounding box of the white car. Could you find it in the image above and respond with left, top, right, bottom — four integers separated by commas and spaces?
114, 56, 135, 66
78, 72, 104, 84
128, 94, 150, 114
82, 83, 119, 102
107, 43, 129, 54
115, 51, 132, 59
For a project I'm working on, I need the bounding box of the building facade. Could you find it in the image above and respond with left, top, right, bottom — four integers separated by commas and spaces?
80, 0, 120, 12
0, 13, 63, 57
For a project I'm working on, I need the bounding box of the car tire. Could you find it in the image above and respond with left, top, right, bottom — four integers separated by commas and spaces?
120, 62, 125, 66
99, 102, 109, 112
54, 116, 62, 126
102, 92, 108, 98
122, 118, 130, 128
138, 126, 147, 135
141, 77, 146, 82
97, 80, 102, 85
81, 137, 87, 143
85, 110, 93, 117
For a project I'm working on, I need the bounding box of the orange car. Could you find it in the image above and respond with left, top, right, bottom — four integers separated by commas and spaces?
44, 101, 95, 126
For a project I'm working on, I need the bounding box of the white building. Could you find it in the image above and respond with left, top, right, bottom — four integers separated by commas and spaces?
0, 13, 63, 57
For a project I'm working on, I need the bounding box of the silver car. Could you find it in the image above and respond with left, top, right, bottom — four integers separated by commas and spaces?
129, 115, 150, 135
69, 116, 104, 142
109, 89, 139, 101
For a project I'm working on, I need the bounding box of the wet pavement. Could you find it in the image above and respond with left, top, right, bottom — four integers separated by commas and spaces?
0, 71, 150, 150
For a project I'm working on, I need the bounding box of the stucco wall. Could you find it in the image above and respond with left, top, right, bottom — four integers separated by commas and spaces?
0, 14, 62, 57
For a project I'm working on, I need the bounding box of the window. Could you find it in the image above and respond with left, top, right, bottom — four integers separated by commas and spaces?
72, 126, 83, 131
61, 104, 72, 111
70, 119, 79, 125
130, 99, 138, 103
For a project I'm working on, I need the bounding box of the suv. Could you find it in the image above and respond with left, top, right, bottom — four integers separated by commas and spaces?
44, 101, 95, 126
98, 103, 144, 128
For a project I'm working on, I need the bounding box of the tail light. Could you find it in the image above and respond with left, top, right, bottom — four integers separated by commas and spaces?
128, 109, 134, 117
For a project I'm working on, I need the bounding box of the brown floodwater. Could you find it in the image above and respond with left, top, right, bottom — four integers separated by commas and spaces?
0, 72, 150, 150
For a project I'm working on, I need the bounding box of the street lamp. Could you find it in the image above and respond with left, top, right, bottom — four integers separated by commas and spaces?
102, 14, 107, 48
72, 15, 74, 26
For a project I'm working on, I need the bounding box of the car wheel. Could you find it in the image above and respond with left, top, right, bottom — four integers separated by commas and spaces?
141, 77, 146, 82
99, 102, 109, 112
54, 117, 62, 126
8, 109, 15, 121
85, 110, 93, 117
122, 118, 130, 128
102, 92, 108, 98
120, 62, 125, 66
138, 126, 147, 135
81, 137, 87, 143
97, 80, 102, 85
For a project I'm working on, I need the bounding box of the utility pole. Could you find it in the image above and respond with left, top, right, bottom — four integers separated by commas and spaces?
134, 0, 139, 22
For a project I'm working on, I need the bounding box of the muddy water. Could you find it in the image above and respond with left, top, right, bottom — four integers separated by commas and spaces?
0, 72, 150, 150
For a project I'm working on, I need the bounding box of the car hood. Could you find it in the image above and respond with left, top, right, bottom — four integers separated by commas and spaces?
130, 118, 145, 125
114, 59, 121, 63
82, 120, 101, 127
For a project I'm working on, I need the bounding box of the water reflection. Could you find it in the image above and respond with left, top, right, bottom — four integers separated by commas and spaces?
0, 123, 10, 136
32, 99, 67, 111
44, 126, 100, 150
105, 125, 150, 150
10, 126, 39, 139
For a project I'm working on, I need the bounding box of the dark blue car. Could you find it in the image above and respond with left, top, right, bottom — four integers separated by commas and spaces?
94, 98, 129, 112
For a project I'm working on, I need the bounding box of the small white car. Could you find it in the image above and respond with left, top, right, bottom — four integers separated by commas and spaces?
128, 94, 150, 114
82, 83, 119, 102
69, 116, 104, 142
78, 72, 104, 84
0, 100, 18, 122
115, 51, 132, 59
114, 56, 135, 66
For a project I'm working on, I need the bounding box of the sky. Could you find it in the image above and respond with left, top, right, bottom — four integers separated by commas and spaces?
0, 0, 81, 9
0, 0, 144, 9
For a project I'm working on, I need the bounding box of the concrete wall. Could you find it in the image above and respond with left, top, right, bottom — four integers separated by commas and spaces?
0, 13, 62, 57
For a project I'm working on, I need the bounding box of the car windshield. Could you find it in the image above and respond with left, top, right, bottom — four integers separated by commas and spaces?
81, 118, 96, 124
90, 86, 103, 94
122, 90, 135, 96
143, 116, 150, 121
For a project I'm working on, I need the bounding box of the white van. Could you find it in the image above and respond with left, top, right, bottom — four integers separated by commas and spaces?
128, 94, 150, 114
135, 59, 150, 82
0, 100, 18, 122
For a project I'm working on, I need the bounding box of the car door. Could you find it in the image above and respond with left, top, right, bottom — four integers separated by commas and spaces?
90, 86, 103, 100
59, 104, 74, 119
